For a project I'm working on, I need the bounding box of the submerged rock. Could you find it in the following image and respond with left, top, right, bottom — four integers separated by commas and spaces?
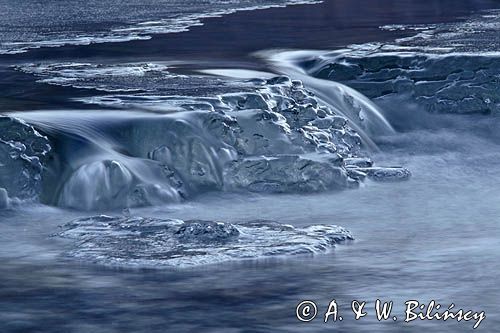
0, 116, 51, 201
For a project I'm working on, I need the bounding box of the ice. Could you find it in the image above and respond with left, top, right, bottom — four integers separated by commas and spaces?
55, 215, 353, 268
351, 166, 412, 182
12, 71, 410, 211
16, 62, 172, 92
0, 116, 51, 201
57, 159, 184, 211
225, 155, 350, 193
272, 11, 500, 115
226, 76, 365, 157
96, 76, 372, 196
344, 157, 373, 168
262, 52, 396, 145
308, 50, 500, 114
175, 220, 240, 243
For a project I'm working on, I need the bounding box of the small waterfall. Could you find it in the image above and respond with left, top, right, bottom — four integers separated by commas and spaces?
262, 50, 396, 150
12, 111, 236, 210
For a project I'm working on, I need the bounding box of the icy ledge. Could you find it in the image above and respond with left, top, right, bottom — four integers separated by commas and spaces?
5, 75, 410, 210
55, 215, 353, 268
0, 116, 52, 207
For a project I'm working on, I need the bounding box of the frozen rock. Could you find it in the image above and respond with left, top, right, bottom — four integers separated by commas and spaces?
175, 220, 240, 243
221, 93, 270, 110
130, 77, 370, 198
121, 111, 239, 193
345, 168, 367, 181
344, 157, 373, 168
12, 72, 409, 210
357, 167, 411, 181
224, 155, 350, 193
311, 49, 500, 114
56, 215, 353, 268
58, 159, 184, 210
0, 116, 51, 200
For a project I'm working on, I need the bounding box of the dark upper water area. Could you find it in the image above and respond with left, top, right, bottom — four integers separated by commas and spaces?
1, 0, 500, 63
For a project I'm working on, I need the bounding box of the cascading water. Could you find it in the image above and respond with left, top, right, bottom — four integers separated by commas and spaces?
5, 67, 409, 212
259, 50, 396, 150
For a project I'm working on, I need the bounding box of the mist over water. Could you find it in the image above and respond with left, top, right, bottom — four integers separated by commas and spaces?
1, 0, 500, 332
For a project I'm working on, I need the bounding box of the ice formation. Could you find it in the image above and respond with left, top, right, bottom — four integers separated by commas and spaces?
57, 159, 185, 211
55, 215, 353, 267
270, 12, 500, 115
16, 62, 172, 92
0, 116, 51, 204
7, 73, 410, 210
305, 49, 500, 114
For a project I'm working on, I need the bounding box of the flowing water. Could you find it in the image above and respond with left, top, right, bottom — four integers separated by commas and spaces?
1, 1, 500, 332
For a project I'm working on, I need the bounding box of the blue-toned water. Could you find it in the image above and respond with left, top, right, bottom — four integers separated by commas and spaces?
1, 1, 500, 332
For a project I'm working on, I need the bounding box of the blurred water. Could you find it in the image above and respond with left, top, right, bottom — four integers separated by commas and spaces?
1, 110, 499, 332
